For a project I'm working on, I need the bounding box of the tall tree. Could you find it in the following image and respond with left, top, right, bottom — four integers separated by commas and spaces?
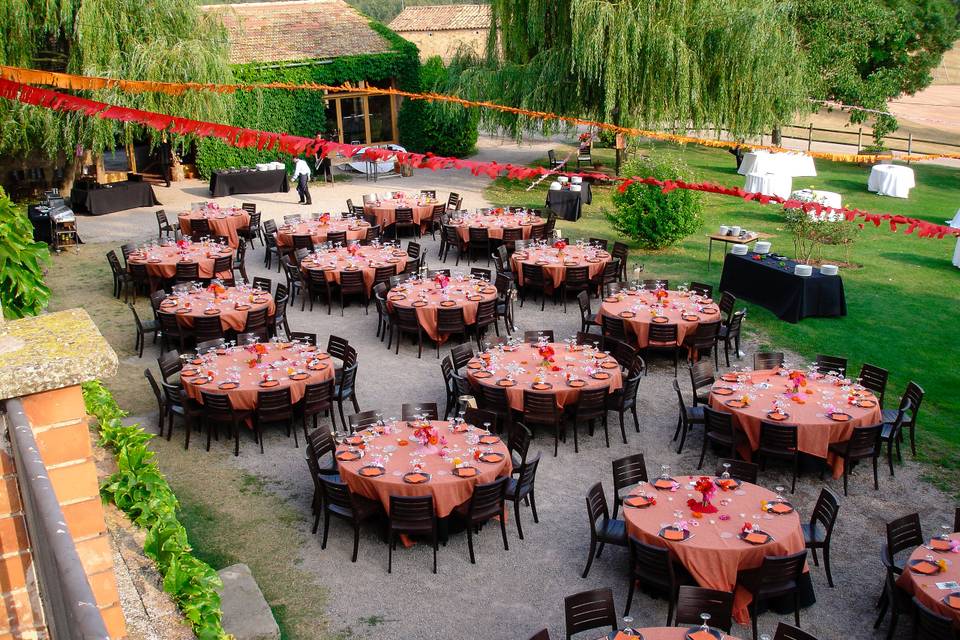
449, 0, 809, 144
795, 0, 959, 143
0, 0, 232, 183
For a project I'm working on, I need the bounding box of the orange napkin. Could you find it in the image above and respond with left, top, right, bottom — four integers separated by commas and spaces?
947, 594, 960, 609
911, 560, 940, 575
624, 496, 649, 508
456, 467, 477, 477
688, 631, 715, 640
479, 436, 499, 445
482, 453, 503, 463
654, 479, 674, 489
663, 529, 685, 541
771, 503, 793, 514
717, 479, 737, 490
614, 632, 637, 640
745, 532, 768, 544
406, 473, 428, 483
337, 451, 359, 461
930, 538, 952, 551
360, 467, 382, 477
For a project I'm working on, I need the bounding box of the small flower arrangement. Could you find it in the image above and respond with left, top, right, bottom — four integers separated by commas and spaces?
787, 370, 807, 391
208, 282, 226, 297
434, 273, 450, 289
318, 212, 330, 225
553, 239, 568, 252
346, 243, 359, 256
538, 344, 556, 367
246, 342, 268, 363
687, 476, 718, 514
654, 288, 669, 303
413, 424, 439, 448
176, 239, 189, 251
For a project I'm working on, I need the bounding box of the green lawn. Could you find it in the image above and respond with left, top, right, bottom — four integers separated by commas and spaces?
485, 143, 960, 485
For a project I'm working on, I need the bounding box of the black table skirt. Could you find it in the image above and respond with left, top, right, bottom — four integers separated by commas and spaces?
719, 252, 846, 323
70, 181, 160, 215
209, 169, 289, 197
546, 183, 592, 221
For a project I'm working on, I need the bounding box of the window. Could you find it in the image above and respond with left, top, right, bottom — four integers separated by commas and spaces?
322, 80, 398, 145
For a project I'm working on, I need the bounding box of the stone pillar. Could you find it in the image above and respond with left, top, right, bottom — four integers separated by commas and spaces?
0, 309, 124, 639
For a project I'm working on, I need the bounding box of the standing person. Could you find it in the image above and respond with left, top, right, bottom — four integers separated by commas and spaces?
313, 133, 334, 184
293, 155, 312, 205
159, 137, 172, 187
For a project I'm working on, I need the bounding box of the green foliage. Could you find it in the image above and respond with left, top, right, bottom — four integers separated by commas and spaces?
398, 57, 479, 157
0, 0, 232, 158
784, 207, 860, 264
195, 21, 421, 178
0, 188, 50, 318
795, 0, 959, 141
82, 381, 230, 640
606, 157, 703, 249
450, 0, 808, 138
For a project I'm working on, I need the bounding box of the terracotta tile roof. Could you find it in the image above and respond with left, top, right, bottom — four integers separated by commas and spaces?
388, 4, 491, 32
201, 0, 394, 64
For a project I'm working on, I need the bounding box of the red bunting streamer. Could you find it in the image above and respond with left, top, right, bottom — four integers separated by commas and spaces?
0, 77, 956, 240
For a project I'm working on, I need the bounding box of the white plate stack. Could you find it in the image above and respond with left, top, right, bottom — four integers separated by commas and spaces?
719, 225, 730, 236
558, 176, 569, 184
255, 163, 270, 171
794, 264, 813, 277
754, 241, 771, 254
731, 244, 749, 255
571, 185, 582, 192
549, 182, 562, 190
820, 264, 839, 276
571, 176, 583, 184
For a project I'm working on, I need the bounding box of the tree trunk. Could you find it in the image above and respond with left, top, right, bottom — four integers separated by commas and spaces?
772, 125, 782, 147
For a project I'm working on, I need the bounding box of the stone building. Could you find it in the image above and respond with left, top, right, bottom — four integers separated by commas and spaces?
389, 4, 491, 63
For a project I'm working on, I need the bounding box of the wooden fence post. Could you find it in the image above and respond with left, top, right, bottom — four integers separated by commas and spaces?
807, 123, 813, 151
856, 128, 862, 154
907, 133, 913, 164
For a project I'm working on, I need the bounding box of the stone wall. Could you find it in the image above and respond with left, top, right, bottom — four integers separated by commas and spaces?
396, 28, 487, 63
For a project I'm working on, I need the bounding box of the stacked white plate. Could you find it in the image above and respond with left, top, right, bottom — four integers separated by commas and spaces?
794, 264, 813, 277
549, 182, 562, 190
719, 225, 730, 236
754, 241, 771, 254
571, 185, 582, 192
271, 161, 285, 170
255, 163, 270, 171
571, 176, 582, 184
558, 176, 569, 184
731, 244, 749, 255
820, 264, 839, 276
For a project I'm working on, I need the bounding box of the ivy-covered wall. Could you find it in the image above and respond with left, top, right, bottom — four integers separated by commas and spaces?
194, 22, 422, 178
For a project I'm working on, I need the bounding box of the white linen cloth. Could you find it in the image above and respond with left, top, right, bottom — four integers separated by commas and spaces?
790, 189, 842, 209
949, 209, 960, 269
867, 165, 915, 198
738, 150, 817, 178
744, 173, 793, 199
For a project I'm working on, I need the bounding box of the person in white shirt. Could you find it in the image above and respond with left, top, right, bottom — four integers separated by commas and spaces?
292, 156, 312, 205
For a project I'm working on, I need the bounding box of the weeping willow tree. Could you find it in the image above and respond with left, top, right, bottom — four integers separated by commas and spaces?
449, 0, 809, 144
0, 0, 233, 185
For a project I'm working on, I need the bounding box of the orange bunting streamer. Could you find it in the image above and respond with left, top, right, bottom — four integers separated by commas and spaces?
0, 76, 956, 241
3, 64, 960, 165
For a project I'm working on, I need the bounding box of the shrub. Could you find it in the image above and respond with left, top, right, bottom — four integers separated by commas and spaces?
398, 56, 479, 157
0, 188, 50, 318
784, 207, 860, 264
606, 157, 703, 249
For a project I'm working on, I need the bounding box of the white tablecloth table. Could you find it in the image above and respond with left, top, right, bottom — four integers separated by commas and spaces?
744, 173, 793, 199
868, 164, 915, 198
790, 189, 842, 209
949, 209, 960, 269
738, 150, 817, 177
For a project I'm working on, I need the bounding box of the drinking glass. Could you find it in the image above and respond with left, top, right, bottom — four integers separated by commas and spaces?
699, 612, 711, 632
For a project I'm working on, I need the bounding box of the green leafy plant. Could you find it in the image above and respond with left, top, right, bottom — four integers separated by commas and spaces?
784, 208, 859, 264
0, 188, 51, 318
82, 381, 230, 640
606, 157, 703, 249
398, 56, 479, 157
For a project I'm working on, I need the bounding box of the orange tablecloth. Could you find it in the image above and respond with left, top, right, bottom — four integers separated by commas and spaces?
178, 209, 250, 248
336, 420, 511, 517
598, 289, 721, 348
623, 475, 806, 624
158, 287, 274, 332
708, 369, 882, 477
300, 246, 409, 294
620, 628, 744, 640
276, 218, 369, 248
363, 198, 438, 228
449, 213, 544, 242
510, 246, 611, 292
465, 342, 622, 412
387, 277, 498, 342
181, 341, 334, 410
897, 533, 960, 627
127, 244, 235, 281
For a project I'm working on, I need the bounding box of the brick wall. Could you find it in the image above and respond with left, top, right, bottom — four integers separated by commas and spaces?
396, 29, 487, 63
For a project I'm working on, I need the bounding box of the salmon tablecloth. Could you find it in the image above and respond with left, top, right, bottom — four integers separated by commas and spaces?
598, 289, 722, 348
465, 341, 622, 412
610, 628, 744, 640
300, 245, 409, 294
336, 420, 511, 517
623, 475, 806, 624
181, 341, 334, 410
178, 209, 250, 248
127, 244, 235, 282
387, 276, 498, 342
510, 245, 611, 292
708, 369, 882, 477
363, 197, 439, 228
276, 218, 369, 248
158, 287, 274, 332
449, 212, 544, 242
896, 533, 960, 627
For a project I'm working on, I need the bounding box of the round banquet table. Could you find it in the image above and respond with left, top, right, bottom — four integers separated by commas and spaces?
386, 276, 498, 342
743, 173, 793, 200
790, 189, 842, 209
335, 419, 511, 517
600, 628, 744, 640
276, 218, 369, 248
181, 341, 335, 411
448, 211, 545, 242
464, 341, 623, 412
178, 208, 250, 248
737, 150, 817, 178
510, 245, 612, 293
300, 245, 409, 294
896, 533, 960, 627
868, 164, 915, 199
622, 475, 807, 625
127, 243, 235, 284
363, 197, 439, 228
598, 288, 722, 348
157, 287, 274, 333
708, 369, 882, 478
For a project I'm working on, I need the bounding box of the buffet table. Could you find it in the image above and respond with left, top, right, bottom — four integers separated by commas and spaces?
546, 183, 592, 221
208, 169, 289, 197
70, 181, 160, 215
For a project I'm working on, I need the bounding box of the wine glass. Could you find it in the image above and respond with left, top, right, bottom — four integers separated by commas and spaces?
940, 524, 952, 541
775, 485, 785, 502
721, 463, 731, 481
622, 615, 634, 632
699, 612, 711, 632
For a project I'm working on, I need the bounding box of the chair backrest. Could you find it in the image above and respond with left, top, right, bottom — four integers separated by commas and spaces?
196, 338, 225, 353
288, 331, 317, 346
689, 320, 720, 348
719, 291, 737, 319
158, 351, 182, 381
576, 290, 592, 317
523, 390, 561, 424
815, 354, 847, 376
388, 494, 435, 529
263, 219, 278, 235
468, 476, 508, 522
901, 381, 924, 425
508, 422, 532, 466
450, 343, 475, 370
406, 241, 421, 259
886, 512, 924, 561
773, 622, 819, 640
514, 452, 541, 498
302, 379, 334, 411
716, 458, 758, 484
690, 281, 713, 298
526, 629, 550, 640
612, 453, 648, 496
689, 360, 715, 393
759, 421, 798, 452
437, 307, 465, 332
523, 330, 554, 343
563, 587, 617, 639
755, 550, 808, 591
199, 390, 234, 419
244, 307, 269, 334
252, 277, 272, 292
675, 586, 734, 632
400, 403, 439, 421
175, 261, 199, 281
257, 387, 293, 419
858, 363, 888, 402
587, 237, 608, 251
585, 482, 611, 531
326, 334, 350, 363
600, 315, 627, 341
809, 487, 840, 536
564, 265, 589, 285
521, 262, 545, 285
845, 423, 882, 459
574, 387, 608, 417
144, 368, 163, 408
320, 477, 356, 515
754, 351, 785, 370
193, 315, 224, 343
629, 535, 675, 585
913, 596, 956, 640
576, 332, 602, 348
648, 322, 678, 344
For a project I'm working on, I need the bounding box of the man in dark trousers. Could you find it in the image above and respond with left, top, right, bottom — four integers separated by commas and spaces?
292, 155, 312, 205
159, 137, 172, 187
